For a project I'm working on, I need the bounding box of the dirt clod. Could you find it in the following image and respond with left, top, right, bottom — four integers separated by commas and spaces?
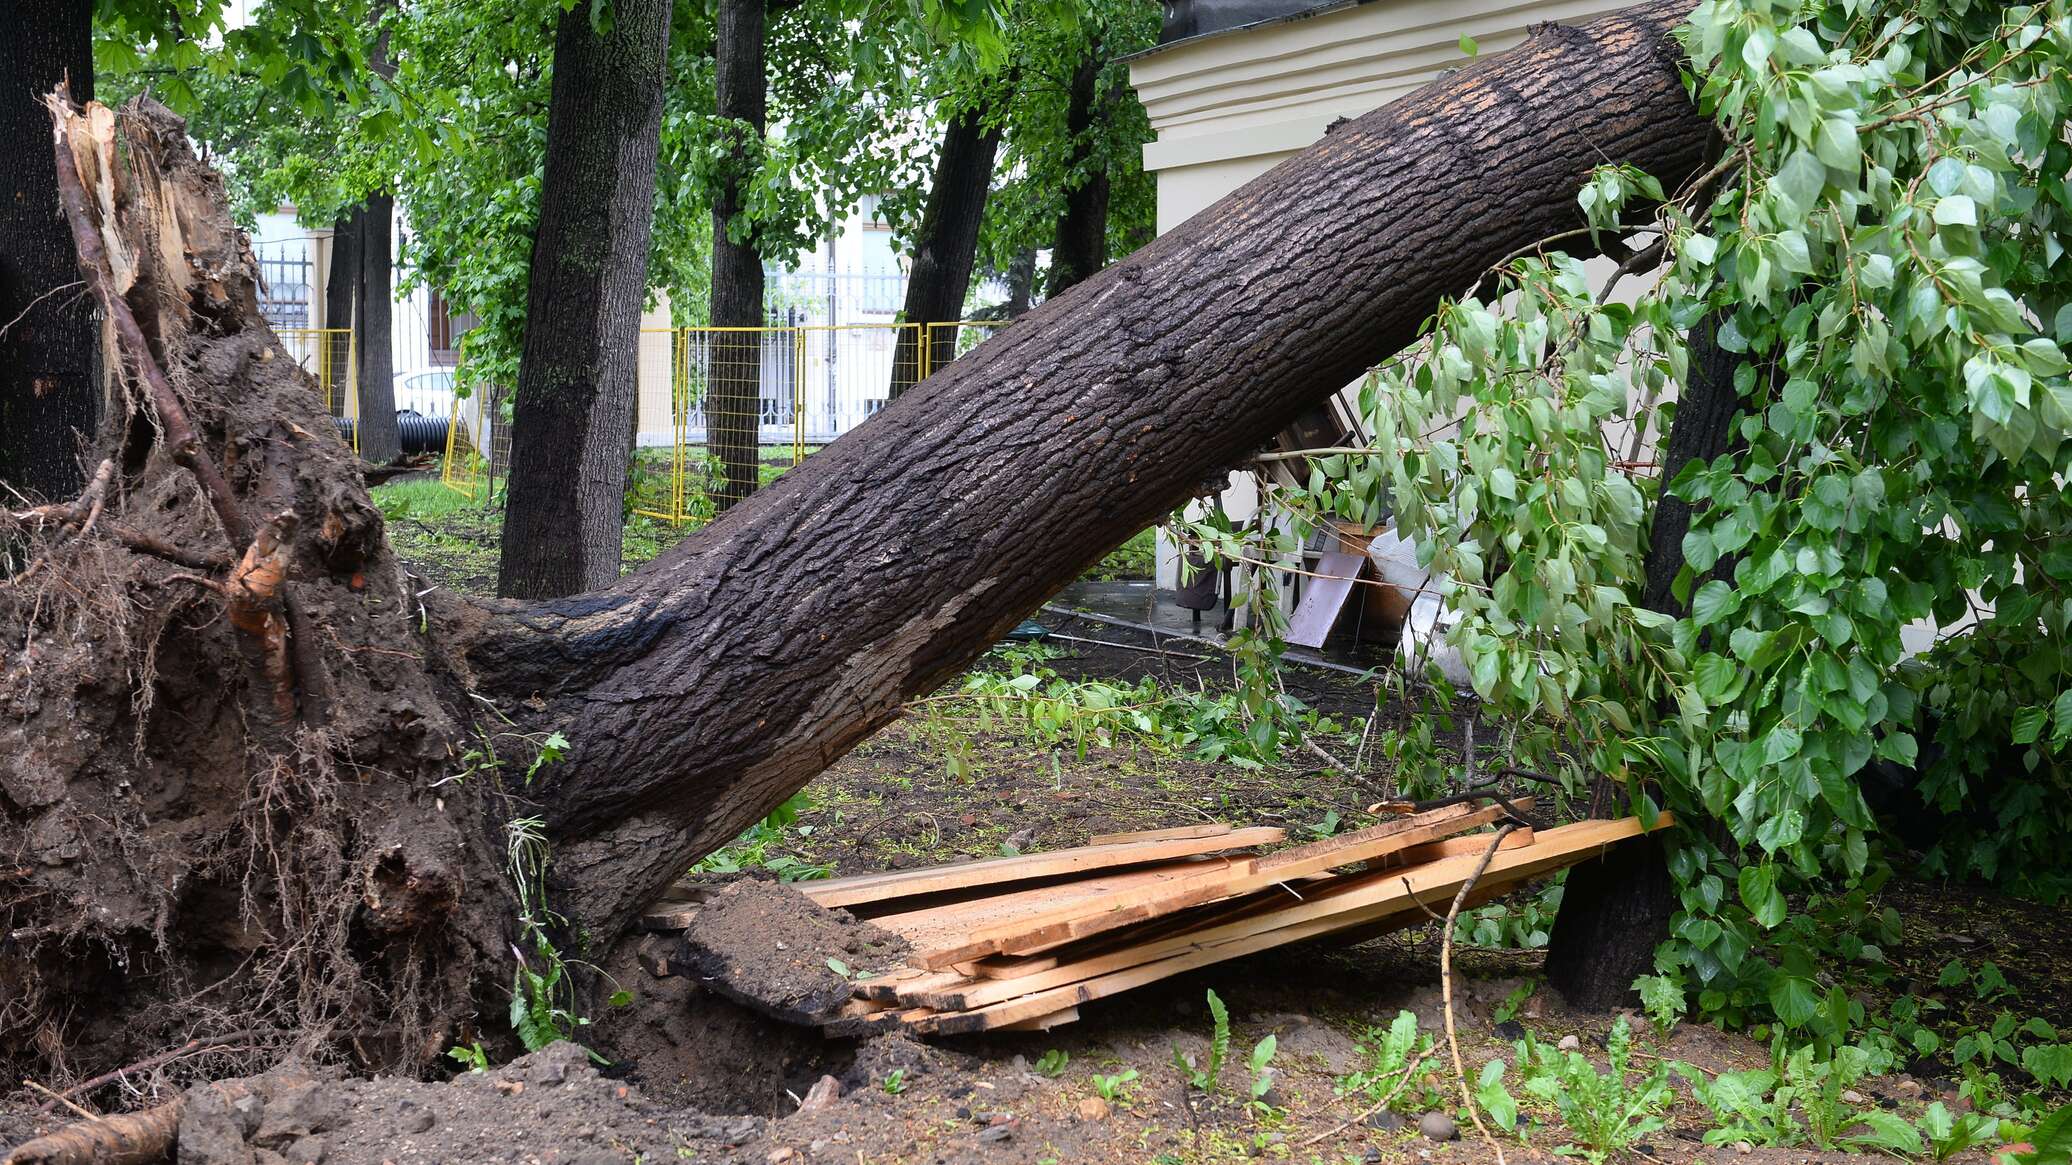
1419, 1112, 1460, 1142
676, 881, 907, 1025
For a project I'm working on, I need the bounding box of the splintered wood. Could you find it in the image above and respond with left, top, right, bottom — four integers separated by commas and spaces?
649, 808, 1669, 1035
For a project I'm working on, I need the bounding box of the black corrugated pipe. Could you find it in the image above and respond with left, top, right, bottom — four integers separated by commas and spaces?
333, 413, 449, 456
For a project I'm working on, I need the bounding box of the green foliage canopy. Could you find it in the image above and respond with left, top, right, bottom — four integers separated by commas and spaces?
1275, 0, 2072, 1024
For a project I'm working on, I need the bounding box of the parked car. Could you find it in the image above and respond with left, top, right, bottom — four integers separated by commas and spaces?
392, 368, 456, 419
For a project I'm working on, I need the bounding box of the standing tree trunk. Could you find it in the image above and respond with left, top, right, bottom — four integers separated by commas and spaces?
350, 6, 403, 463
1046, 51, 1112, 299
4, 0, 1710, 1077
1002, 247, 1038, 318
1543, 313, 1739, 1009
496, 0, 673, 599
322, 209, 361, 418
0, 0, 96, 501
708, 0, 767, 512
888, 104, 1004, 400
353, 193, 402, 462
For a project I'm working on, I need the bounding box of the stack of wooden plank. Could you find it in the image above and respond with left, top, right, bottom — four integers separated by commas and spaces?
648, 805, 1668, 1036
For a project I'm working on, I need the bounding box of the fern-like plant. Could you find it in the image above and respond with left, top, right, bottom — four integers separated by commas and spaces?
1517, 1018, 1673, 1163
1172, 988, 1234, 1092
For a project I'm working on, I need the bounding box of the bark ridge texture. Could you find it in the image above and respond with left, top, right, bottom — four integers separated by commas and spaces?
497, 0, 674, 598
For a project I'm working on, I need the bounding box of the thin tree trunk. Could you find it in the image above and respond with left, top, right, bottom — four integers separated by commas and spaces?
1046, 52, 1112, 299
351, 7, 402, 463
354, 193, 401, 462
322, 209, 360, 418
6, 1, 1712, 1074
708, 0, 766, 512
888, 105, 1003, 400
1544, 314, 1738, 1010
496, 0, 672, 599
0, 0, 97, 501
1003, 248, 1037, 318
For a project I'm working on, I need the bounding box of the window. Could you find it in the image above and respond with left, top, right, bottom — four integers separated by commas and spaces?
427, 290, 460, 366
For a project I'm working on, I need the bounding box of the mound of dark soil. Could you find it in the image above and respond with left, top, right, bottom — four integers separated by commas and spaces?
675, 880, 908, 1025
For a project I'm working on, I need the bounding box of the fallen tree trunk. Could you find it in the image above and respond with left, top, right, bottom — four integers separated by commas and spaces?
0, 0, 1709, 1078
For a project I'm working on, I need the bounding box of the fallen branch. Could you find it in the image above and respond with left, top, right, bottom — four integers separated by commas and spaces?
1439, 823, 1521, 1165
1298, 1045, 1436, 1148
35, 1030, 266, 1114
2, 1098, 179, 1165
19, 1081, 95, 1121
6, 1080, 258, 1165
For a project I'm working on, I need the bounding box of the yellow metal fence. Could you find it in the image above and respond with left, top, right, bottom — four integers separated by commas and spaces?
440, 320, 1011, 519
276, 327, 358, 453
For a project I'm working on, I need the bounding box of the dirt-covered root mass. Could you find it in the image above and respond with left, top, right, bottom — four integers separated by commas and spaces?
2, 95, 504, 1082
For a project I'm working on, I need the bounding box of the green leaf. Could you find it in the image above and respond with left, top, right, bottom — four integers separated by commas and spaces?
1738, 864, 1786, 928
1458, 33, 1478, 56
1691, 580, 1741, 627
1769, 975, 1820, 1027
1933, 195, 1978, 227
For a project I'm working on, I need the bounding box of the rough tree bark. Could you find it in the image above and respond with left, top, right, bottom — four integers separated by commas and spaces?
0, 0, 97, 501
353, 193, 401, 462
887, 104, 1004, 400
1046, 50, 1113, 298
1543, 314, 1738, 1009
322, 208, 360, 418
496, 0, 673, 599
350, 4, 403, 463
708, 0, 767, 512
1, 0, 1709, 1078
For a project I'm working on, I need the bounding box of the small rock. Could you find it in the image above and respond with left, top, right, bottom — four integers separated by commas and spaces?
1557, 1035, 1582, 1052
397, 1103, 435, 1134
256, 1082, 345, 1146
1077, 1096, 1111, 1121
1418, 1112, 1460, 1142
768, 1149, 799, 1165
1733, 1141, 1753, 1154
493, 1079, 524, 1096
1006, 828, 1037, 851
523, 1041, 592, 1087
232, 1092, 267, 1139
1362, 1150, 1384, 1164
809, 1139, 831, 1154
284, 1137, 328, 1165
178, 1087, 258, 1165
568, 1154, 620, 1165
1366, 1110, 1405, 1132
1895, 1079, 1925, 1100
972, 1110, 1013, 1126
1841, 1090, 1866, 1105
1494, 1020, 1526, 1041
1008, 1055, 1028, 1074
794, 1075, 842, 1115
254, 1151, 290, 1165
976, 1124, 1015, 1144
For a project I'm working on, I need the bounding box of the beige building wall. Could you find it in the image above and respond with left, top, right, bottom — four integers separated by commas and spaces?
1127, 0, 1640, 598
1128, 0, 1639, 235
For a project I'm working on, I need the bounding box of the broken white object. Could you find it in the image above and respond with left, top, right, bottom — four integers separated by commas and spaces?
1399, 592, 1471, 689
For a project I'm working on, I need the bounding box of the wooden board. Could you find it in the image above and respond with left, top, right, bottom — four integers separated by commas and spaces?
865, 856, 1255, 951
907, 801, 1528, 968
998, 1006, 1080, 1032
903, 832, 1544, 1011
906, 816, 1665, 1029
788, 826, 1286, 909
